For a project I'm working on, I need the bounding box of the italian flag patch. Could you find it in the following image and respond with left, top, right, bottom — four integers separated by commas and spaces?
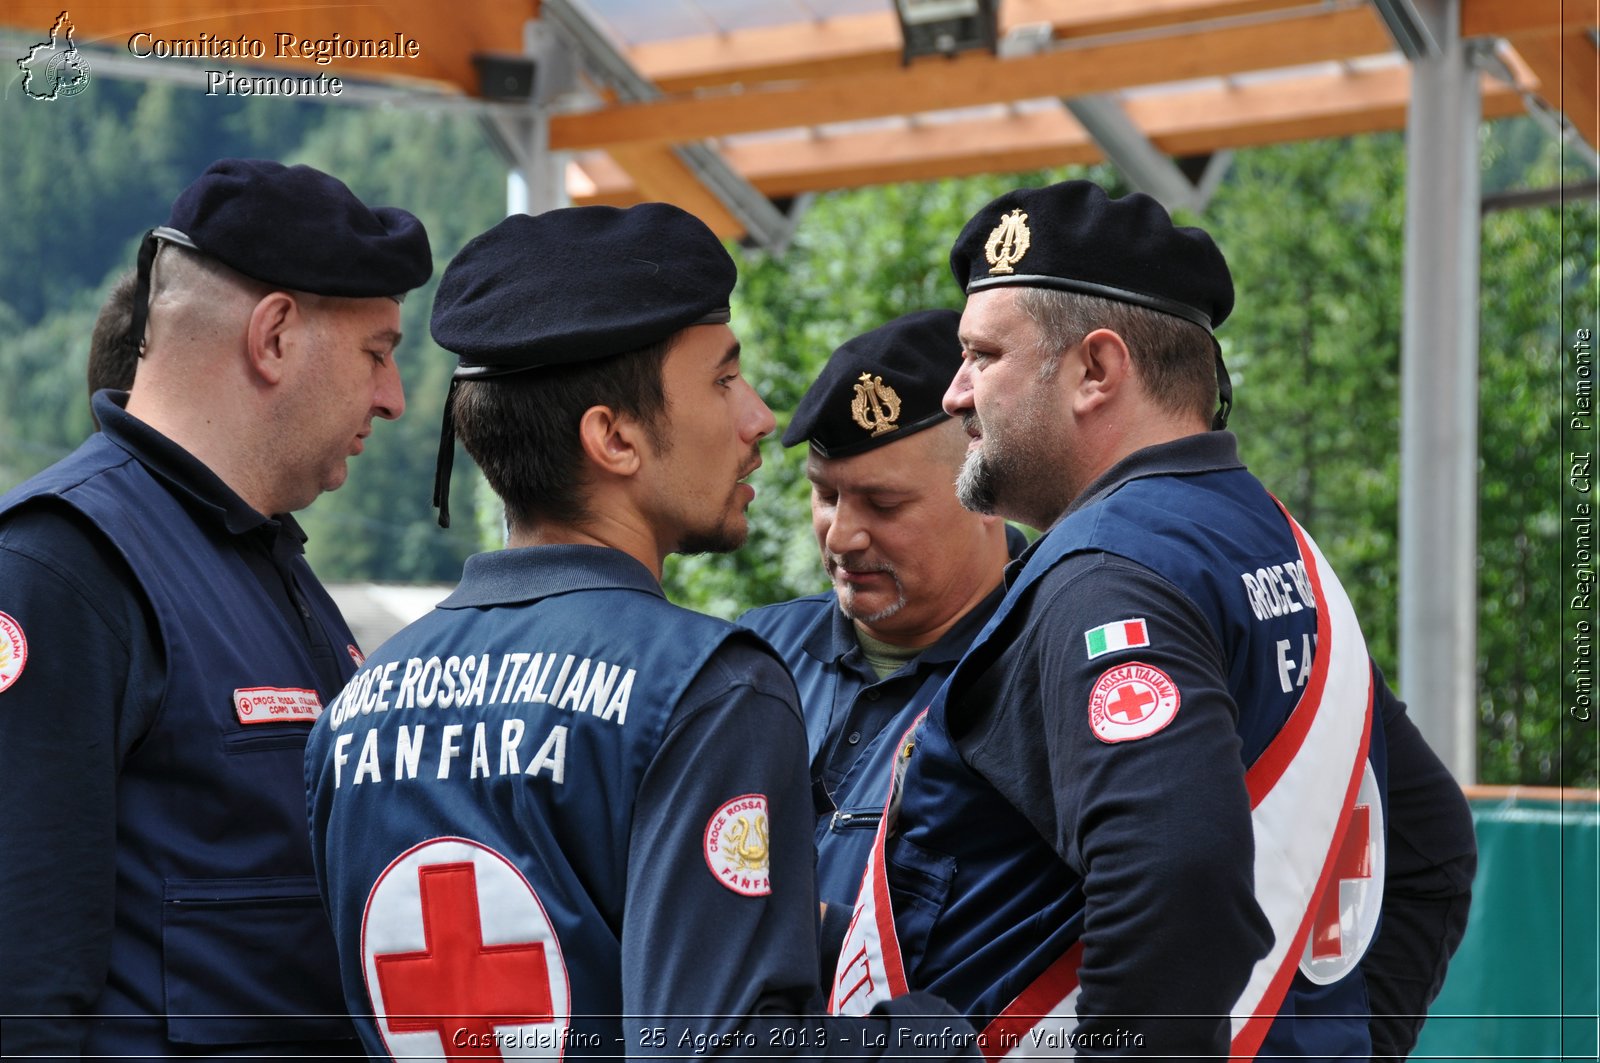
1084, 618, 1150, 660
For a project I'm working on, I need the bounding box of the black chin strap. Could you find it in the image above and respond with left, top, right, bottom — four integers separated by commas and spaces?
127, 230, 159, 362
1212, 348, 1233, 431
433, 378, 462, 528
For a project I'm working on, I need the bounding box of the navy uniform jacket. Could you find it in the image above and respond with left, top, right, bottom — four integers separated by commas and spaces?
0, 392, 358, 1056
739, 527, 1025, 911
863, 433, 1475, 1060
305, 545, 979, 1062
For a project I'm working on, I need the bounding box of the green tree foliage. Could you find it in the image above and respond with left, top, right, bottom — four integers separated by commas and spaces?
1475, 134, 1596, 786
1205, 135, 1408, 680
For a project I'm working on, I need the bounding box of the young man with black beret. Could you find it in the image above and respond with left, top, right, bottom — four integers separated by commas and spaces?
827, 181, 1477, 1060
0, 159, 432, 1056
740, 310, 1022, 919
305, 204, 978, 1061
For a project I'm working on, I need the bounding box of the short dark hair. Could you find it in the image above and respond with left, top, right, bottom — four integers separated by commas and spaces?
452, 335, 675, 529
1017, 287, 1217, 422
87, 270, 140, 398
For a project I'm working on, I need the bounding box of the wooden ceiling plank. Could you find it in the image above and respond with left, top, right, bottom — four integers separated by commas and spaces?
1509, 32, 1599, 149
1462, 0, 1598, 40
2, 0, 532, 95
632, 0, 1317, 93
604, 144, 745, 237
550, 6, 1395, 152
568, 69, 1523, 202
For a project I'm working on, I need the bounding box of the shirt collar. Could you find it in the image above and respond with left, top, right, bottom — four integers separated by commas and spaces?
1066, 431, 1243, 517
805, 525, 1028, 670
439, 544, 665, 609
93, 390, 303, 543
1006, 431, 1245, 585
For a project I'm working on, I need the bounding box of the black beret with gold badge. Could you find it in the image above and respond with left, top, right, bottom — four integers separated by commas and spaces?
950, 179, 1236, 428
949, 179, 1233, 330
782, 308, 963, 458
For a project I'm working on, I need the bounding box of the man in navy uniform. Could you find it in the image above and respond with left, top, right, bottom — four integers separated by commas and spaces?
740, 310, 1020, 916
0, 159, 431, 1055
828, 181, 1476, 1061
305, 204, 978, 1061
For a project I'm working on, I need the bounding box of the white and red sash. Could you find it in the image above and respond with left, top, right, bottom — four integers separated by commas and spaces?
829, 506, 1377, 1062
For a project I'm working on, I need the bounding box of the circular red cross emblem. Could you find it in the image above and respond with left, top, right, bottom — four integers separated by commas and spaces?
1087, 662, 1180, 743
362, 837, 571, 1060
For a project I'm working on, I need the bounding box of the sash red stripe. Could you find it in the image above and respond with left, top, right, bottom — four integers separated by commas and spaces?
1246, 501, 1334, 805
869, 823, 911, 1000
1228, 500, 1374, 1060
1230, 685, 1374, 1061
979, 941, 1084, 1062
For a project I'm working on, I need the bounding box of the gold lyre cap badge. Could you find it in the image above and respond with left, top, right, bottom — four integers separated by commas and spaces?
984, 208, 1031, 275
850, 372, 903, 436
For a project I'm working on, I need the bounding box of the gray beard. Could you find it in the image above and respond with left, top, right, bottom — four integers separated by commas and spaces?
955, 448, 1001, 515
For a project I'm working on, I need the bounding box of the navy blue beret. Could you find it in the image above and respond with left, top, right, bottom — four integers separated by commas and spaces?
950, 180, 1233, 332
782, 309, 962, 458
159, 158, 432, 297
430, 203, 736, 375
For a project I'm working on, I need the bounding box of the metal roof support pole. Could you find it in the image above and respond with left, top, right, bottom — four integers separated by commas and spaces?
500, 107, 567, 217
481, 19, 575, 217
1398, 0, 1480, 782
1062, 95, 1232, 214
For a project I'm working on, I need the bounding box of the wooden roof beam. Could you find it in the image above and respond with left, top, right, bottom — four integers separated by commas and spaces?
1507, 32, 1600, 149
603, 145, 745, 237
628, 0, 1319, 93
1, 0, 536, 93
1462, 0, 1599, 40
568, 66, 1525, 208
550, 5, 1396, 151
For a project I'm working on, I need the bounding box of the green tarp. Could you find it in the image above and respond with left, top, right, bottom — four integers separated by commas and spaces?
1413, 793, 1599, 1062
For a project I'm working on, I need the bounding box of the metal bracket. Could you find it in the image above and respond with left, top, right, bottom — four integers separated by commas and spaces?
1063, 95, 1233, 213
539, 0, 805, 251
1370, 0, 1450, 60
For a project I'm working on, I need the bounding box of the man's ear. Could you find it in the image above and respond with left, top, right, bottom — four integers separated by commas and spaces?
245, 292, 299, 385
577, 404, 646, 479
1075, 327, 1133, 414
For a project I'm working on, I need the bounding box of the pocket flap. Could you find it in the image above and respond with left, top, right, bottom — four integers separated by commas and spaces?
162, 876, 355, 1046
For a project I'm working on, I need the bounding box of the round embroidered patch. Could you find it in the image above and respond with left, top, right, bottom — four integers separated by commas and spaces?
1087, 661, 1180, 743
0, 611, 29, 695
361, 836, 571, 1059
704, 794, 772, 897
347, 644, 366, 668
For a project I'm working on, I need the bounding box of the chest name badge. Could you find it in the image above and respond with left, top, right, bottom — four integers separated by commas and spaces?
704, 794, 772, 897
233, 686, 323, 725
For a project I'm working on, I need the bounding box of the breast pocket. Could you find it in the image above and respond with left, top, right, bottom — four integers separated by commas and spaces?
883, 835, 957, 984
162, 876, 355, 1046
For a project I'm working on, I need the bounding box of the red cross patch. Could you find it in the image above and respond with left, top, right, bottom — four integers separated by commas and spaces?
1299, 759, 1386, 984
1086, 662, 1180, 743
362, 837, 571, 1059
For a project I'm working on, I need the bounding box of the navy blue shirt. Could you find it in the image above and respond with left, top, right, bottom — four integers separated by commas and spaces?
950, 433, 1475, 1058
0, 391, 356, 1055
740, 527, 1026, 913
307, 545, 979, 1062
